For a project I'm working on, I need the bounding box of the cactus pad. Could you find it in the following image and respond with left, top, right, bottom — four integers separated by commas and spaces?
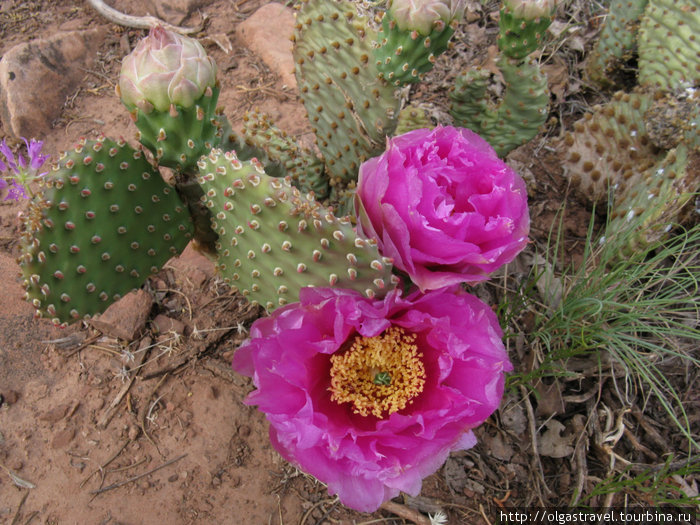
19, 136, 193, 327
450, 56, 549, 156
292, 0, 399, 187
497, 2, 554, 60
560, 91, 658, 204
374, 11, 456, 85
638, 0, 700, 92
197, 149, 397, 311
129, 85, 222, 173
585, 0, 649, 88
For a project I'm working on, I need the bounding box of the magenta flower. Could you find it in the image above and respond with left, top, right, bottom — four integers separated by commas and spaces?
355, 126, 530, 291
0, 138, 49, 201
233, 286, 511, 512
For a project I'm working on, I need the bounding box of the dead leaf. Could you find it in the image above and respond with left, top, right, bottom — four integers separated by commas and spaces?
534, 378, 566, 417
539, 419, 575, 458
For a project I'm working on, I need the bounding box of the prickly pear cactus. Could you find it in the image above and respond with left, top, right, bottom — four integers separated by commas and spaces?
19, 136, 193, 327
607, 144, 698, 253
560, 91, 658, 204
374, 9, 457, 85
292, 0, 400, 191
235, 110, 328, 198
197, 149, 397, 311
395, 105, 433, 135
585, 0, 649, 87
637, 0, 700, 92
560, 91, 699, 250
497, 0, 556, 60
449, 56, 549, 156
129, 85, 222, 173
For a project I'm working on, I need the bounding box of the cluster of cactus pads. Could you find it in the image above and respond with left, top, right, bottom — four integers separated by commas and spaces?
18, 0, 696, 325
563, 0, 699, 252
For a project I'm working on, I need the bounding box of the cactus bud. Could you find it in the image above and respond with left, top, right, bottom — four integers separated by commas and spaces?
118, 26, 217, 113
502, 0, 557, 20
389, 0, 466, 35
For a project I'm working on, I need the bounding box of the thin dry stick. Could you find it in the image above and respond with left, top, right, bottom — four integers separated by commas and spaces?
98, 339, 151, 429
90, 453, 187, 495
81, 439, 132, 488
86, 0, 206, 34
519, 384, 554, 500
139, 374, 169, 457
380, 500, 431, 525
10, 491, 29, 525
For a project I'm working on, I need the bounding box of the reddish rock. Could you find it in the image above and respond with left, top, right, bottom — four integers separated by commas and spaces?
166, 242, 215, 292
90, 290, 154, 341
236, 3, 297, 90
51, 427, 76, 449
0, 28, 107, 138
2, 390, 19, 405
152, 314, 186, 336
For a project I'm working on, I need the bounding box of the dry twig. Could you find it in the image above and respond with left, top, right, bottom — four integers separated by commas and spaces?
90, 453, 187, 495
86, 0, 207, 34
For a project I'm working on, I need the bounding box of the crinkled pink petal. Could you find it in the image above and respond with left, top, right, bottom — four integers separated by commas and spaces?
356, 126, 529, 290
233, 287, 511, 512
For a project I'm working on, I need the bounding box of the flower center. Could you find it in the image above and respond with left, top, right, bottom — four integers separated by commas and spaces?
329, 327, 426, 418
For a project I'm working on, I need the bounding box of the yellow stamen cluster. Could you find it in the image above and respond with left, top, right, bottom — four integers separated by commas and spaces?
329, 327, 426, 418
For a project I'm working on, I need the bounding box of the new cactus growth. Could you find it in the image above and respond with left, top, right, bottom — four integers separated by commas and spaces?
231, 110, 328, 199
449, 56, 549, 156
497, 0, 556, 60
197, 149, 397, 311
292, 0, 399, 193
449, 0, 554, 156
19, 136, 193, 326
584, 0, 649, 88
117, 25, 221, 173
374, 0, 466, 85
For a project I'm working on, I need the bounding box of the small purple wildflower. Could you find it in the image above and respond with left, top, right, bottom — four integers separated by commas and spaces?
0, 138, 49, 201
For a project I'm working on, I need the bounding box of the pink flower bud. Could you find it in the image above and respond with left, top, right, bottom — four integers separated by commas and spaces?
390, 0, 466, 35
118, 26, 217, 113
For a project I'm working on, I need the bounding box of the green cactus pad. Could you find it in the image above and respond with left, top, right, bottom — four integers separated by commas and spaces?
560, 91, 658, 204
19, 136, 193, 327
130, 85, 222, 173
238, 110, 328, 198
374, 12, 456, 85
395, 105, 433, 135
292, 0, 399, 186
561, 91, 699, 252
585, 0, 649, 87
607, 144, 699, 253
638, 0, 700, 92
497, 3, 554, 60
197, 149, 398, 311
449, 56, 549, 156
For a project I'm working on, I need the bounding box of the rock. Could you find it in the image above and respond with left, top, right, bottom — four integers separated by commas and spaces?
145, 0, 214, 26
90, 289, 154, 341
152, 314, 186, 336
236, 3, 297, 90
166, 242, 215, 292
0, 28, 107, 138
51, 427, 76, 449
2, 390, 19, 405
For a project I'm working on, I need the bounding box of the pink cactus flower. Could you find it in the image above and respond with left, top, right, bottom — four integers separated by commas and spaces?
233, 286, 512, 512
355, 126, 530, 291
